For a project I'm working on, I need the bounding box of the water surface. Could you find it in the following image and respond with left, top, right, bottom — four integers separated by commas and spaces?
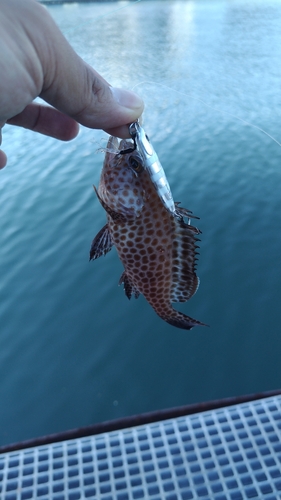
1, 0, 281, 446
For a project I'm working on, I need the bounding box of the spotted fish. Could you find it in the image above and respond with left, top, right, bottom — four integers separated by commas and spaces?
90, 136, 206, 330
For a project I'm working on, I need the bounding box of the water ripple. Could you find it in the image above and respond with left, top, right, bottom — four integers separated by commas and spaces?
1, 0, 281, 446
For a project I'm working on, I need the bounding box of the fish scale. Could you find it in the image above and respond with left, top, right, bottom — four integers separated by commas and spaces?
90, 135, 206, 330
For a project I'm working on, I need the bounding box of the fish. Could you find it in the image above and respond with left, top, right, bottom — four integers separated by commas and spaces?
90, 135, 206, 330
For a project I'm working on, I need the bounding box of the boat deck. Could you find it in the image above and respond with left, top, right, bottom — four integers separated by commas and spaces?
1, 394, 280, 500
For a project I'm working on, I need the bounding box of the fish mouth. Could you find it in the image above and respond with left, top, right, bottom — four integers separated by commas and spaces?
119, 138, 134, 151
106, 136, 134, 154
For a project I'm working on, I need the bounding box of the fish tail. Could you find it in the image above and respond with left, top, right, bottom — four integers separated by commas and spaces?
155, 305, 207, 331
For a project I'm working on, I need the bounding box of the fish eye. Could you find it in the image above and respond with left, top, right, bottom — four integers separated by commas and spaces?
129, 155, 144, 173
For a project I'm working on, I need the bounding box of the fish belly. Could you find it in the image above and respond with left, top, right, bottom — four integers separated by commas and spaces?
109, 201, 205, 330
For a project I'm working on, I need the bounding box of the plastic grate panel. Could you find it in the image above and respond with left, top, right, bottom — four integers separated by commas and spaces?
0, 396, 280, 499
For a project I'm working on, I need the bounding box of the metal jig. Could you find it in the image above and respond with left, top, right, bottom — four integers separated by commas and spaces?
128, 121, 176, 215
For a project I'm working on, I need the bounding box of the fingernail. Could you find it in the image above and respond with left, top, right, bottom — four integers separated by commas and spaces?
111, 87, 144, 110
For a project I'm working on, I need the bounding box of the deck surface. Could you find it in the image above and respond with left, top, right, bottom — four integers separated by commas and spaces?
0, 395, 280, 499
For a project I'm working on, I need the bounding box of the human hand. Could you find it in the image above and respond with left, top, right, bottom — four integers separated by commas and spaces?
0, 0, 144, 168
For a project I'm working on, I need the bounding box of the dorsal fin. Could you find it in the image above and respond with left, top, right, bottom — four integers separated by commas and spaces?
174, 202, 200, 220
170, 217, 201, 303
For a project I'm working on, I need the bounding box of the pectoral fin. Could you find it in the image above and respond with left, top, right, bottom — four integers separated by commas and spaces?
89, 224, 113, 261
119, 271, 140, 300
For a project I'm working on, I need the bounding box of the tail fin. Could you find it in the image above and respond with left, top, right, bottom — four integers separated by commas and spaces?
158, 306, 207, 331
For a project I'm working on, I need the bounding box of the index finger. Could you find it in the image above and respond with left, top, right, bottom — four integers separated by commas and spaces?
6, 103, 79, 141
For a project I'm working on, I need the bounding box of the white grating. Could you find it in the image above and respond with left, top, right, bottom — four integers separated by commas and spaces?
0, 395, 280, 500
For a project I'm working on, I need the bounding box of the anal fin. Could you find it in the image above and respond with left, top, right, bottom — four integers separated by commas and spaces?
89, 224, 113, 261
119, 271, 140, 300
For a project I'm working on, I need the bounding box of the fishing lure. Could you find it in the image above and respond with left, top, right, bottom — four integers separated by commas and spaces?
128, 121, 176, 215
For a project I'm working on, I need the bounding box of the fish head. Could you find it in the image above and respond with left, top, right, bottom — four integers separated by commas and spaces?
98, 136, 146, 217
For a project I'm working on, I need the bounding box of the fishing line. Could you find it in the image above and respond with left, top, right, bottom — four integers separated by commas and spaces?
58, 0, 281, 150
132, 80, 281, 148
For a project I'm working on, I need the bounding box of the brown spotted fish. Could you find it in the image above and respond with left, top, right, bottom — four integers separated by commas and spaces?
90, 135, 206, 330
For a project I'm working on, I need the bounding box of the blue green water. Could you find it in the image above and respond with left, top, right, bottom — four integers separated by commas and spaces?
1, 0, 281, 446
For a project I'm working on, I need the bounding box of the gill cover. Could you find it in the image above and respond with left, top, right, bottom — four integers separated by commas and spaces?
98, 137, 145, 218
